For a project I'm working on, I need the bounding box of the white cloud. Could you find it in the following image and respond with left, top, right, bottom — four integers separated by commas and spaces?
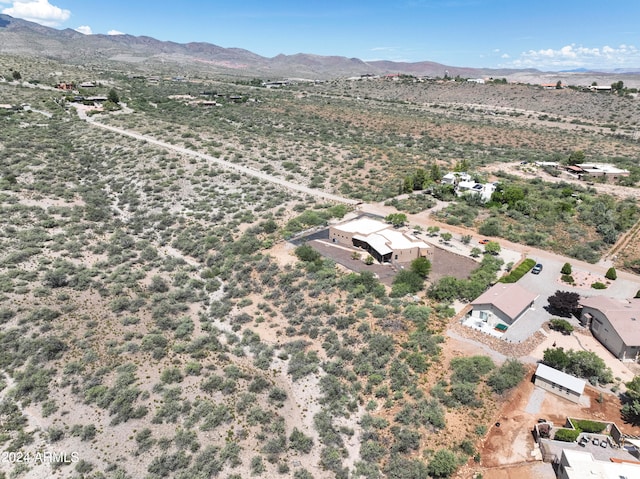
501, 53, 510, 59
370, 46, 397, 52
504, 43, 640, 70
1, 0, 70, 27
75, 25, 92, 35
108, 29, 125, 36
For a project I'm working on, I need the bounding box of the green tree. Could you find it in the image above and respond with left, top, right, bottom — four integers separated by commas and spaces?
542, 347, 570, 371
430, 163, 443, 182
547, 290, 580, 315
411, 257, 432, 278
107, 89, 120, 105
478, 217, 502, 236
391, 270, 424, 297
385, 213, 407, 227
484, 241, 501, 255
427, 226, 440, 237
622, 376, 640, 425
12, 70, 21, 80
567, 150, 585, 165
605, 267, 617, 280
561, 263, 572, 275
487, 359, 525, 394
295, 244, 321, 263
427, 449, 459, 478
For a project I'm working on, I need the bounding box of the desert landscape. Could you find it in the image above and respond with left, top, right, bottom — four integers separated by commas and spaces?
1, 10, 640, 479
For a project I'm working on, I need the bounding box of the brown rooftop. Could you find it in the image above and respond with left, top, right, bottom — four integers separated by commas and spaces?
581, 296, 640, 345
471, 283, 538, 321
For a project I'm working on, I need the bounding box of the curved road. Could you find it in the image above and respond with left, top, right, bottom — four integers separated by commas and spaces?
84, 115, 359, 206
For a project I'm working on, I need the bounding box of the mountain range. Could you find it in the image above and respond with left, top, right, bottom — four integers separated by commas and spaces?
0, 13, 638, 83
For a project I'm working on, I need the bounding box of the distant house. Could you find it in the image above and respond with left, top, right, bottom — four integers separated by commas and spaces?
79, 81, 96, 88
329, 217, 430, 264
56, 82, 74, 90
575, 163, 630, 182
534, 363, 585, 403
456, 180, 496, 202
441, 172, 472, 186
469, 283, 538, 327
588, 85, 612, 92
580, 296, 640, 361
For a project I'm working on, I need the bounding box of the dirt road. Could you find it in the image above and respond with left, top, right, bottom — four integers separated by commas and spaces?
80, 112, 359, 206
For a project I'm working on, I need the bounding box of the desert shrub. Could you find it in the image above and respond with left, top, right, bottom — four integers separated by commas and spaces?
549, 318, 574, 335
591, 282, 607, 289
427, 448, 460, 478
487, 359, 526, 394
288, 350, 320, 381
161, 367, 184, 384
451, 356, 495, 384
295, 244, 321, 263
561, 262, 572, 274
561, 274, 575, 284
250, 455, 265, 475
384, 454, 429, 479
390, 270, 424, 297
147, 450, 191, 476
554, 429, 580, 442
289, 427, 314, 454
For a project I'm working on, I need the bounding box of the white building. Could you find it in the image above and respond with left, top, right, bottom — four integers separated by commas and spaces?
557, 449, 640, 479
533, 364, 585, 403
456, 180, 497, 202
441, 172, 473, 185
329, 217, 430, 264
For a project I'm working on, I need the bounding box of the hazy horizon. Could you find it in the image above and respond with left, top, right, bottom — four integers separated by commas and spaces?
1, 0, 639, 72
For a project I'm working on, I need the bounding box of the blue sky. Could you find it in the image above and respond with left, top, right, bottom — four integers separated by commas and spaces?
2, 0, 639, 71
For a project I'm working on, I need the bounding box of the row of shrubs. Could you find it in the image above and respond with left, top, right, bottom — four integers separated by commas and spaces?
499, 258, 536, 283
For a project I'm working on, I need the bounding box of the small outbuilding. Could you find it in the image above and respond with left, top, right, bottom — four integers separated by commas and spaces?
534, 363, 585, 403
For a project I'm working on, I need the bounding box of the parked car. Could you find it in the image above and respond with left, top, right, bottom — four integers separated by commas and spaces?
531, 263, 543, 274
600, 440, 608, 448
592, 438, 599, 446
479, 239, 490, 245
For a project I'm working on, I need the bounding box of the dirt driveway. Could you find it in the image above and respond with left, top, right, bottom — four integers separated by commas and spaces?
475, 368, 640, 473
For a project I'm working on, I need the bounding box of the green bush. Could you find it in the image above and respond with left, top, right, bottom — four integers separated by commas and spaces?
561, 262, 572, 275
554, 429, 580, 442
499, 258, 536, 283
487, 359, 526, 394
591, 282, 607, 289
571, 419, 606, 433
427, 448, 460, 478
605, 267, 617, 280
561, 274, 575, 284
549, 318, 574, 335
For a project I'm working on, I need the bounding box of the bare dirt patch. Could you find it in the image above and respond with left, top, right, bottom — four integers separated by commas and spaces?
479, 371, 640, 469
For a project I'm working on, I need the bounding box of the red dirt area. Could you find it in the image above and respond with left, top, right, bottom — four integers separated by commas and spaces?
469, 369, 640, 479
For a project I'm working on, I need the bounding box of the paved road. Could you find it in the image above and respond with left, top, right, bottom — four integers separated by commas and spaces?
82, 115, 359, 206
